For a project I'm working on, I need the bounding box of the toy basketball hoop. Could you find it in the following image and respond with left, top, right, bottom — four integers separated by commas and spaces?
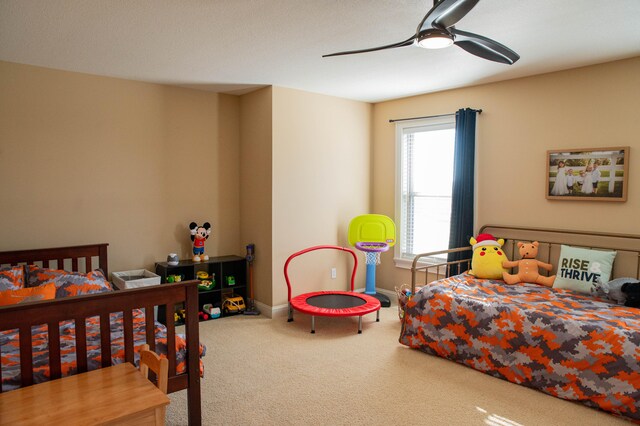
355, 241, 389, 266
349, 214, 396, 308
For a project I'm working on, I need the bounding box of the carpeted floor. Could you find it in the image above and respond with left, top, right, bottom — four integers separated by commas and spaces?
166, 305, 628, 425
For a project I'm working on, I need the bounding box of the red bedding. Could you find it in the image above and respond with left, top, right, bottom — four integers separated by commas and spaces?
0, 308, 205, 391
399, 274, 640, 422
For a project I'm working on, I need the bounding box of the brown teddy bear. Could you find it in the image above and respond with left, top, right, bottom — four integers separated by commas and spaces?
502, 241, 556, 287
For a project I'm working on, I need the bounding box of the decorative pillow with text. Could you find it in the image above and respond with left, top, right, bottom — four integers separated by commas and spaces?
553, 245, 616, 294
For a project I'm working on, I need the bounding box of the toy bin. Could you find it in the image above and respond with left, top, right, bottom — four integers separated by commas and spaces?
112, 269, 161, 289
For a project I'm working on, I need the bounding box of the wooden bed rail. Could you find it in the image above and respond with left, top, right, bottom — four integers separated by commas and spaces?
410, 225, 640, 295
0, 280, 201, 424
0, 243, 109, 275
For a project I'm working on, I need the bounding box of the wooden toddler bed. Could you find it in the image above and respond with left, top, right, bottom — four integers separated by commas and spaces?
0, 243, 202, 425
401, 225, 640, 422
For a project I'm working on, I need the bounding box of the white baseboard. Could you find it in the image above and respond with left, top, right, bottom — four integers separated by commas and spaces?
246, 299, 278, 319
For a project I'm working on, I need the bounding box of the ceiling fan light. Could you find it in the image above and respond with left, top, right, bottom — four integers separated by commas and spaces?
417, 30, 454, 49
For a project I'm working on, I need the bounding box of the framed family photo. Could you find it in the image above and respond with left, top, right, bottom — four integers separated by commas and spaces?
546, 147, 629, 202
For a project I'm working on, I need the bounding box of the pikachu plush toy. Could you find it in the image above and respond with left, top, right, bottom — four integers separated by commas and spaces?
468, 233, 508, 279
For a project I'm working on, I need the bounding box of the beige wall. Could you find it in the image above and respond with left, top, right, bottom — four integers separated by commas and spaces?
4, 57, 638, 310
239, 87, 273, 306
0, 62, 372, 312
0, 61, 242, 274
373, 57, 640, 292
271, 87, 372, 307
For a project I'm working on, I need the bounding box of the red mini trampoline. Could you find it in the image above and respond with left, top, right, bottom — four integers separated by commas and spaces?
284, 245, 381, 334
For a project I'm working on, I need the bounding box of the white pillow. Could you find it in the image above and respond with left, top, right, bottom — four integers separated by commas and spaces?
553, 245, 616, 294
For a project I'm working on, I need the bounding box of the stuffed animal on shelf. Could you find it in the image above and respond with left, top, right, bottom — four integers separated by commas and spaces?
468, 233, 509, 280
502, 241, 555, 287
621, 280, 640, 308
189, 222, 212, 262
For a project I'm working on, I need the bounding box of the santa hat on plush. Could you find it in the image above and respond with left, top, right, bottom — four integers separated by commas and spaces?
472, 233, 501, 250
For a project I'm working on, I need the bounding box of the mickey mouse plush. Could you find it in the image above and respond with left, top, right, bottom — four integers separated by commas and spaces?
189, 222, 211, 262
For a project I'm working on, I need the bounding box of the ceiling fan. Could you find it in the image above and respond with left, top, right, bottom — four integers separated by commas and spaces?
323, 0, 520, 65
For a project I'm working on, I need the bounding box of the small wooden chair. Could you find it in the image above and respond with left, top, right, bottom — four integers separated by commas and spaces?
139, 344, 169, 425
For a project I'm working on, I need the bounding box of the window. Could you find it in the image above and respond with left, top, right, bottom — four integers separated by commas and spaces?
395, 115, 455, 266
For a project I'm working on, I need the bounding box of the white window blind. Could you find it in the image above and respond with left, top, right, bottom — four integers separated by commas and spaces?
395, 115, 456, 264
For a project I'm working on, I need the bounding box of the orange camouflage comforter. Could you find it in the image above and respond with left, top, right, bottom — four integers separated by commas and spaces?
0, 309, 205, 391
399, 273, 640, 422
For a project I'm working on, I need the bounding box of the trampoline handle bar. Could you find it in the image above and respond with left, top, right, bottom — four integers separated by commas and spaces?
283, 245, 359, 302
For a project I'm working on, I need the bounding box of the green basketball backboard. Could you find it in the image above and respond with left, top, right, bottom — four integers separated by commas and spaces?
348, 214, 396, 247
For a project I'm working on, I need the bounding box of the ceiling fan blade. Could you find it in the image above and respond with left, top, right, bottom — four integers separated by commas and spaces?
417, 0, 480, 33
322, 35, 415, 58
451, 28, 520, 64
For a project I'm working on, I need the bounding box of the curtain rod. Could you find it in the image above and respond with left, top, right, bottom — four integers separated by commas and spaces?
388, 108, 482, 123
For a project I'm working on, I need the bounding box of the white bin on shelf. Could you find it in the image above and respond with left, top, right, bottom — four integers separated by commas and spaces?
112, 269, 161, 289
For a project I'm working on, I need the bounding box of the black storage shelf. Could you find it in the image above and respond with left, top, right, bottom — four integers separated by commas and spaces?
156, 255, 247, 324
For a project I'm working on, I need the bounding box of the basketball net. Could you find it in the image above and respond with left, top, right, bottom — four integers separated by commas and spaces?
355, 242, 389, 266
364, 251, 382, 265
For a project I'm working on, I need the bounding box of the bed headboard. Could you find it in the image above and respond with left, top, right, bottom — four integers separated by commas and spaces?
411, 225, 640, 292
0, 243, 109, 275
480, 225, 640, 280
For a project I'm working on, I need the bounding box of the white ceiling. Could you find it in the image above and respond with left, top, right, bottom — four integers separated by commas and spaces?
1, 0, 639, 103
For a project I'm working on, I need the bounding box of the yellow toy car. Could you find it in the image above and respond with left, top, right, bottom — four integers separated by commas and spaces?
222, 296, 246, 314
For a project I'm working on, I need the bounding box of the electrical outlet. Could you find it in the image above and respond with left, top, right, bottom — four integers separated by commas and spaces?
331, 268, 337, 279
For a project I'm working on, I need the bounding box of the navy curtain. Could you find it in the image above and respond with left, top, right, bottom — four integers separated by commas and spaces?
447, 108, 477, 274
